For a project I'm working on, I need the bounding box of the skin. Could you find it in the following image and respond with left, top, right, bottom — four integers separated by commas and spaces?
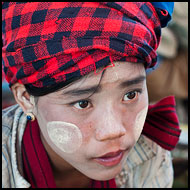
12, 61, 148, 188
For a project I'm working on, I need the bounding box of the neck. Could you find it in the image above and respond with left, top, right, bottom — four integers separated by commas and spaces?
40, 132, 91, 188
53, 167, 90, 188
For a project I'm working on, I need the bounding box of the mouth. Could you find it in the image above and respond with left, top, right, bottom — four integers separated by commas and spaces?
92, 149, 127, 167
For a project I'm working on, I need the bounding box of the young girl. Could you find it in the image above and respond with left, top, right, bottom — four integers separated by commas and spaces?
2, 2, 181, 188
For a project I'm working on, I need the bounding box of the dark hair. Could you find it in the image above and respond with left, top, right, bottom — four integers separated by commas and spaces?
85, 69, 106, 99
25, 67, 106, 98
25, 75, 83, 97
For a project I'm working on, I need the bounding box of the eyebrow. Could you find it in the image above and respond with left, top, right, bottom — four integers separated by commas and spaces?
62, 75, 146, 96
119, 75, 146, 88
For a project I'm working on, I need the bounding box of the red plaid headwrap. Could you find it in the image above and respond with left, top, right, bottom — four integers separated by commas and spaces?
2, 2, 161, 96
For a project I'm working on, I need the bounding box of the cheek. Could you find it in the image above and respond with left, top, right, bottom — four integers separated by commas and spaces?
75, 121, 94, 147
36, 100, 91, 155
134, 106, 148, 141
36, 97, 70, 122
46, 121, 83, 154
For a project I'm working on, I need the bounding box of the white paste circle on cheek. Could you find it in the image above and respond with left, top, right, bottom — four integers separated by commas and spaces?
47, 121, 82, 154
134, 106, 148, 141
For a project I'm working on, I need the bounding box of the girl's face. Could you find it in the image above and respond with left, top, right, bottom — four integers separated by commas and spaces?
34, 61, 148, 181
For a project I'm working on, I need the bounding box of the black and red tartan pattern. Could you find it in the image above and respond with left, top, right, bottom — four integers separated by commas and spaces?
2, 2, 161, 95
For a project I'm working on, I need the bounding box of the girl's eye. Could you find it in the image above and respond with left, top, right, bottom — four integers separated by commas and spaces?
73, 100, 90, 109
123, 90, 140, 101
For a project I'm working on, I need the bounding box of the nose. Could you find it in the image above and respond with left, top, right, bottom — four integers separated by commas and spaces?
95, 104, 126, 141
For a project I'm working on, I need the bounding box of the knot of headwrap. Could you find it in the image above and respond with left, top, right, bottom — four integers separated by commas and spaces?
2, 2, 161, 96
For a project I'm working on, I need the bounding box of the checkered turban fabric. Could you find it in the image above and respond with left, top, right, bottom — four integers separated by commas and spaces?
2, 2, 161, 96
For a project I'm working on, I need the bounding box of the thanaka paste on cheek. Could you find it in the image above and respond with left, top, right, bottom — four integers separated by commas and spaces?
134, 106, 148, 141
47, 121, 82, 154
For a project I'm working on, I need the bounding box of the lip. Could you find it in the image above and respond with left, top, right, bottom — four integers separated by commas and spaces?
93, 150, 125, 167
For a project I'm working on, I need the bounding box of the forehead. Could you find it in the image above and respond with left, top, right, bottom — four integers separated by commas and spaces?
100, 61, 145, 85
54, 61, 145, 95
73, 61, 144, 84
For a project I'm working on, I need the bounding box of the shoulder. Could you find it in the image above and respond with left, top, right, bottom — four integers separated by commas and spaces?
2, 104, 20, 128
2, 104, 26, 188
2, 104, 20, 141
116, 135, 173, 188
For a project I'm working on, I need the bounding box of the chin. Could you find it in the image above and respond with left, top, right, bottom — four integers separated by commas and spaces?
88, 163, 124, 181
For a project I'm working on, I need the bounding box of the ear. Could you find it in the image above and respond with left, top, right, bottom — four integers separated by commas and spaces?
11, 83, 35, 114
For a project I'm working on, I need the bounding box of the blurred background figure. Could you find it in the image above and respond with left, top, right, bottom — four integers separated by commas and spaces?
146, 2, 188, 188
147, 2, 188, 123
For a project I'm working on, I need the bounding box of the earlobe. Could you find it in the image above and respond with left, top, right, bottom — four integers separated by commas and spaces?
11, 83, 34, 114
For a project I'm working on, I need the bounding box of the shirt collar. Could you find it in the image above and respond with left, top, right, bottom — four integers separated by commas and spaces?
126, 135, 157, 168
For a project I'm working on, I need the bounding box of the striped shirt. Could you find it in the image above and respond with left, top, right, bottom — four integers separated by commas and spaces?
2, 104, 174, 188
